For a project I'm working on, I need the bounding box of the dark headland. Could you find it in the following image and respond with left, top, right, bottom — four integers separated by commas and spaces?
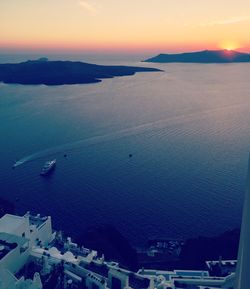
0, 58, 161, 85
144, 49, 250, 63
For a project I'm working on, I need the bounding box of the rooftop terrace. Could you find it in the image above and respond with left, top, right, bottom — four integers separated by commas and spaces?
0, 214, 26, 234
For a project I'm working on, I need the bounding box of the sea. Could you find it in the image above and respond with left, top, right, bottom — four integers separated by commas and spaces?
0, 53, 250, 246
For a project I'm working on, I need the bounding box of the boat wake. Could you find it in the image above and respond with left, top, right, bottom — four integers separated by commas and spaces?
13, 123, 155, 167
13, 160, 26, 168
13, 102, 249, 168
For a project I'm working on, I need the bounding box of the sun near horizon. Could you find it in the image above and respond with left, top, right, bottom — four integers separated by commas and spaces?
219, 40, 242, 51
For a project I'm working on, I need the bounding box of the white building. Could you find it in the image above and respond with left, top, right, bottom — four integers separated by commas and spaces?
138, 268, 235, 289
0, 210, 238, 289
0, 212, 54, 289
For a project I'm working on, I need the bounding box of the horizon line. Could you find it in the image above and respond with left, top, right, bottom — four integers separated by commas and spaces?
0, 47, 250, 55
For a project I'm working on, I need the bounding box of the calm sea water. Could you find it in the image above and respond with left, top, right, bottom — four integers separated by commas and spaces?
1, 54, 250, 245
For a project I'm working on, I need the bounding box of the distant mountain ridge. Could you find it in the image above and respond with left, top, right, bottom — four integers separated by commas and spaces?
144, 49, 250, 63
0, 59, 161, 85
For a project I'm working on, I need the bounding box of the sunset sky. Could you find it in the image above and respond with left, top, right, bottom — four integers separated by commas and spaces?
0, 0, 250, 53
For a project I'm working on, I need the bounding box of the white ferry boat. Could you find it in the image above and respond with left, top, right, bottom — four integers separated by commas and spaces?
40, 159, 56, 176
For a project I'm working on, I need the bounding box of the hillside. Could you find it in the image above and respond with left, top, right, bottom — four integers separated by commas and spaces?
144, 49, 250, 63
0, 59, 161, 85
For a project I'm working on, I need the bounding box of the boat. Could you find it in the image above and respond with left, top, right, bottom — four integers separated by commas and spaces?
40, 159, 56, 176
12, 160, 23, 168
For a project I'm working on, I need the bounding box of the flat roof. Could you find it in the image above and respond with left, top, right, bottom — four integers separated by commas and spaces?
175, 270, 209, 277
0, 214, 26, 234
0, 232, 28, 261
0, 269, 18, 288
0, 232, 28, 246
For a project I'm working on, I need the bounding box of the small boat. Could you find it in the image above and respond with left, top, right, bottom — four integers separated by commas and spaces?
40, 159, 56, 176
12, 160, 22, 168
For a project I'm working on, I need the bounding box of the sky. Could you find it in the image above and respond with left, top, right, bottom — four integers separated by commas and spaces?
0, 0, 250, 54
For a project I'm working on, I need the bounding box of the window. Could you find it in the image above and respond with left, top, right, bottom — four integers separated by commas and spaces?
111, 277, 122, 289
92, 283, 99, 289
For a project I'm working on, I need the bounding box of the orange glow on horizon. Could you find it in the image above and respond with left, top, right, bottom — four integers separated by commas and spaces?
1, 0, 249, 55
2, 39, 249, 54
219, 40, 241, 51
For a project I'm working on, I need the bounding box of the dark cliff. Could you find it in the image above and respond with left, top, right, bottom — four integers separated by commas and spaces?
0, 59, 161, 85
144, 49, 250, 63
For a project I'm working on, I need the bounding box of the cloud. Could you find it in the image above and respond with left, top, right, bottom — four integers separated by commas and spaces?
200, 16, 250, 27
78, 0, 99, 15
